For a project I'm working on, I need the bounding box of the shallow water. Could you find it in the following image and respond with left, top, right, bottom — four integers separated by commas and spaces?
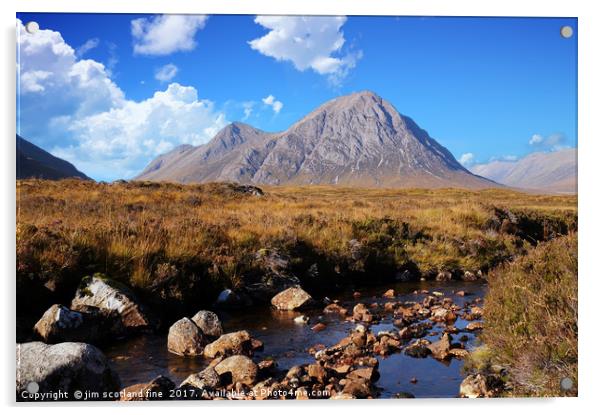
104, 280, 486, 398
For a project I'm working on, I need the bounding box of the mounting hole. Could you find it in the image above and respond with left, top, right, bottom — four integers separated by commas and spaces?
25, 21, 39, 34
560, 25, 573, 39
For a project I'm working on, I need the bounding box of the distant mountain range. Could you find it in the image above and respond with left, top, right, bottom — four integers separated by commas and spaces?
471, 148, 576, 193
137, 91, 498, 189
17, 135, 90, 180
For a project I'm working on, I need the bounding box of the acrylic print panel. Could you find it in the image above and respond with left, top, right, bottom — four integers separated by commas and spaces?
16, 13, 577, 401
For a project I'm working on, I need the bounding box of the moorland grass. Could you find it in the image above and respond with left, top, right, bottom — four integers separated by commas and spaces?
16, 179, 577, 311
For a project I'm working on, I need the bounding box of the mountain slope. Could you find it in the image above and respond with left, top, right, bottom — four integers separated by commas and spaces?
136, 91, 498, 189
471, 148, 576, 193
17, 135, 90, 180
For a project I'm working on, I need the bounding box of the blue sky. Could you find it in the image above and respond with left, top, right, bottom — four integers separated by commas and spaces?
16, 13, 577, 181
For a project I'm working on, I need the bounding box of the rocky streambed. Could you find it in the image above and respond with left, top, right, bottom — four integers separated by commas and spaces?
103, 280, 486, 399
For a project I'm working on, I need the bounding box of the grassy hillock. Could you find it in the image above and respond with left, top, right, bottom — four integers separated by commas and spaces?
466, 233, 578, 396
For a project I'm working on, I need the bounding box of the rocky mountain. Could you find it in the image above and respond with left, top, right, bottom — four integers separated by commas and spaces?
471, 148, 576, 193
137, 91, 498, 189
17, 134, 90, 180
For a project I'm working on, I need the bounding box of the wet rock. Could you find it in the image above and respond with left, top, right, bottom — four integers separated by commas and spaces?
271, 286, 314, 311
431, 307, 457, 324
191, 310, 223, 338
71, 274, 152, 332
436, 271, 452, 281
33, 304, 123, 345
404, 339, 432, 358
323, 303, 348, 316
16, 342, 120, 400
393, 391, 415, 398
399, 322, 432, 340
120, 376, 174, 401
307, 363, 328, 383
347, 366, 379, 382
180, 367, 221, 391
167, 318, 205, 356
465, 322, 484, 331
342, 378, 372, 398
311, 322, 327, 332
427, 333, 452, 360
449, 348, 469, 359
294, 315, 309, 324
382, 289, 395, 298
352, 303, 374, 323
214, 355, 258, 386
462, 271, 478, 281
203, 330, 253, 358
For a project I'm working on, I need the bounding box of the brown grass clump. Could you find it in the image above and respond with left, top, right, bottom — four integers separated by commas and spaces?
475, 233, 578, 396
16, 179, 576, 315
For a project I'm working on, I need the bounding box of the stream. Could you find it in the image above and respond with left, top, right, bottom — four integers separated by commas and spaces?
104, 280, 486, 398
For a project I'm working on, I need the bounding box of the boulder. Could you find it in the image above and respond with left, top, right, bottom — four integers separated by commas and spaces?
203, 330, 253, 358
16, 342, 120, 401
214, 355, 258, 386
167, 318, 205, 356
427, 333, 452, 360
271, 286, 314, 311
71, 274, 151, 331
342, 378, 372, 398
180, 367, 221, 391
191, 310, 223, 338
382, 289, 395, 298
459, 374, 489, 398
33, 304, 123, 345
120, 376, 174, 401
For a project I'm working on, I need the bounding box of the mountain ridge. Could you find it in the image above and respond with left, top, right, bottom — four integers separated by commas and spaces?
471, 148, 576, 193
137, 91, 499, 189
17, 135, 90, 180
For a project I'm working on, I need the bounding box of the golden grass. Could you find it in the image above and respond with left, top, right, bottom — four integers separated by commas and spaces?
16, 179, 577, 306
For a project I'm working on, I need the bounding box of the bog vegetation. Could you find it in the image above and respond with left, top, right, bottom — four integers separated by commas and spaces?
466, 233, 578, 397
18, 179, 575, 309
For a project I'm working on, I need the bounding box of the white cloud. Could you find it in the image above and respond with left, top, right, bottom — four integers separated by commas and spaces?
76, 38, 99, 57
155, 63, 178, 82
529, 133, 567, 151
249, 16, 361, 84
17, 19, 227, 181
529, 133, 544, 145
131, 15, 208, 56
262, 94, 283, 114
459, 153, 475, 166
242, 101, 255, 120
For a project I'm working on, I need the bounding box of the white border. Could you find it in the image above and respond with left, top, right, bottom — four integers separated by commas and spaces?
3, 0, 601, 413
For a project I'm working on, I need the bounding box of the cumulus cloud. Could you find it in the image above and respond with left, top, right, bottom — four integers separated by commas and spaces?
529, 133, 568, 151
131, 15, 208, 56
249, 16, 361, 84
459, 153, 475, 166
155, 63, 178, 82
17, 19, 227, 181
76, 38, 99, 57
262, 94, 283, 114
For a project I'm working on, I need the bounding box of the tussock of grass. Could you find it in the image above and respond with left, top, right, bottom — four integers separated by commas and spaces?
477, 233, 578, 396
17, 179, 576, 315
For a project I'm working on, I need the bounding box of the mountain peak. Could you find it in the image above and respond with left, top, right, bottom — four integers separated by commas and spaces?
137, 92, 498, 189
